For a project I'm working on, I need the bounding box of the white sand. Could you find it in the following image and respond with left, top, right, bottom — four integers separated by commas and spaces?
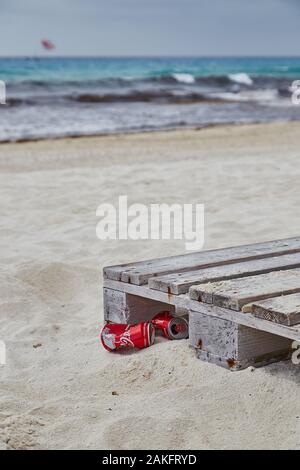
0, 122, 300, 450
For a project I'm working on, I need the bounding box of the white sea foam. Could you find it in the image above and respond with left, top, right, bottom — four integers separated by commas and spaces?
239, 89, 279, 102
212, 88, 279, 103
172, 73, 195, 84
228, 73, 253, 86
212, 92, 248, 102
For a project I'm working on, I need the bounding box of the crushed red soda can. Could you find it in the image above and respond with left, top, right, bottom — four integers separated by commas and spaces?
100, 322, 155, 352
151, 311, 189, 340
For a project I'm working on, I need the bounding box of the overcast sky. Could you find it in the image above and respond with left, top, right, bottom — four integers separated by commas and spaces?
0, 0, 299, 56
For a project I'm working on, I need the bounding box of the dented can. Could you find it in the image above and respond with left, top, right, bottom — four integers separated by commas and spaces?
151, 311, 189, 340
100, 322, 155, 352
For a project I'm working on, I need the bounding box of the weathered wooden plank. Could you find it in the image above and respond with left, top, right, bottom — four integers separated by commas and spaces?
104, 237, 300, 285
148, 252, 300, 294
251, 293, 300, 326
189, 269, 300, 311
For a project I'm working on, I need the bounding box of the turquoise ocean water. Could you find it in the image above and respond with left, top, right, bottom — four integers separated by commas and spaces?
1, 57, 300, 140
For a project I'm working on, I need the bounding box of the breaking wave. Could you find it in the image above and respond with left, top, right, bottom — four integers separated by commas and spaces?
228, 73, 253, 86
6, 73, 296, 92
172, 73, 195, 84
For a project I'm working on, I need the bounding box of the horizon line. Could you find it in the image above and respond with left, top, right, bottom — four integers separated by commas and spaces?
1, 54, 300, 59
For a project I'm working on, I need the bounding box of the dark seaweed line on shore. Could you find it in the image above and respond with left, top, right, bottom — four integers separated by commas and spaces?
0, 120, 293, 144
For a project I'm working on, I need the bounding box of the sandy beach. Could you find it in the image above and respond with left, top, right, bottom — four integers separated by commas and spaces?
1, 121, 300, 450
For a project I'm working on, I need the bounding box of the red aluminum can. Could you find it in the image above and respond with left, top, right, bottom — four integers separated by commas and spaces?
100, 322, 155, 352
151, 311, 189, 340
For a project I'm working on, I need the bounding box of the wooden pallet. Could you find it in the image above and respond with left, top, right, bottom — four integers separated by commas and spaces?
103, 237, 300, 371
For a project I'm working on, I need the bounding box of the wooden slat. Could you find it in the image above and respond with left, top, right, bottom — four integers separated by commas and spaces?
148, 252, 300, 294
189, 269, 300, 311
251, 293, 300, 326
104, 237, 300, 285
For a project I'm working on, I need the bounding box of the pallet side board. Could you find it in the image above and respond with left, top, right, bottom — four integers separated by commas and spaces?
103, 279, 300, 342
104, 237, 300, 285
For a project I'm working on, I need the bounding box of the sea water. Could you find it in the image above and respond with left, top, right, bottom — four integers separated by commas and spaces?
1, 56, 300, 141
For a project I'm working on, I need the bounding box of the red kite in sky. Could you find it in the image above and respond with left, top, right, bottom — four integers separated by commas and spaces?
41, 39, 55, 51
